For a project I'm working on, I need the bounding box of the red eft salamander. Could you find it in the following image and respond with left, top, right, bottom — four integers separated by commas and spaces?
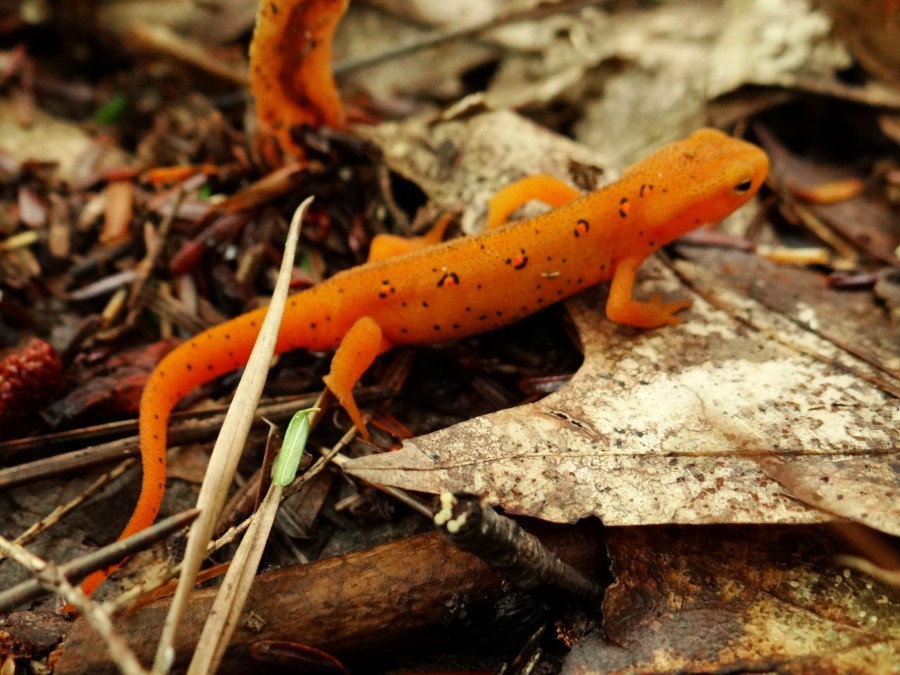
81, 128, 768, 595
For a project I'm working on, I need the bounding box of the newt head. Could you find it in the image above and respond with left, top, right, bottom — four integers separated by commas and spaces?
621, 128, 769, 248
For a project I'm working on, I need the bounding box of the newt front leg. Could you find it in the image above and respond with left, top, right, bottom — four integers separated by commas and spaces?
606, 255, 692, 328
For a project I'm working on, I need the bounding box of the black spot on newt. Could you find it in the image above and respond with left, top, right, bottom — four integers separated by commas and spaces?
505, 249, 528, 270
437, 272, 460, 287
574, 219, 589, 237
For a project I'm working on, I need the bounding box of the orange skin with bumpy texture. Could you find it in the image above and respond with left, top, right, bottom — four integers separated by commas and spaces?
81, 129, 768, 596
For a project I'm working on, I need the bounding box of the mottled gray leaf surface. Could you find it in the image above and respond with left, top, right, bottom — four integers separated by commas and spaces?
345, 258, 899, 534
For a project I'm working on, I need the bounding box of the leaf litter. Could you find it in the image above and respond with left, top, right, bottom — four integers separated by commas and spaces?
3, 0, 900, 672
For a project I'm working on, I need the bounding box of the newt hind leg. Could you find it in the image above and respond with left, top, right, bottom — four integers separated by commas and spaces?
322, 317, 391, 439
368, 212, 455, 262
487, 175, 582, 228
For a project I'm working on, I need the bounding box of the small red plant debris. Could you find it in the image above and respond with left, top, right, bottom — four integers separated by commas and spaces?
0, 339, 63, 437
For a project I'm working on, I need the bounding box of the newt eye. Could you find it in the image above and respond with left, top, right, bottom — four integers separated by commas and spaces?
733, 178, 753, 194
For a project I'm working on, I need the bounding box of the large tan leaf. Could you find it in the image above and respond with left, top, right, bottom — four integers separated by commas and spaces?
345, 255, 899, 534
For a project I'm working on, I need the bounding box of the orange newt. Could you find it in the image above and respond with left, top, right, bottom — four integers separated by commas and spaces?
80, 129, 768, 595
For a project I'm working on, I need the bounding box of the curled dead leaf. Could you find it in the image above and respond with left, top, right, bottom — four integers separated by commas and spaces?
789, 177, 864, 204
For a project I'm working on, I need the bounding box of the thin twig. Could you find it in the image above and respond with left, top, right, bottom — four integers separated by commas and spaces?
0, 535, 147, 675
0, 390, 384, 489
333, 0, 595, 75
0, 508, 199, 612
109, 407, 358, 616
0, 459, 135, 557
188, 443, 286, 672
152, 197, 312, 674
329, 450, 433, 517
434, 493, 603, 602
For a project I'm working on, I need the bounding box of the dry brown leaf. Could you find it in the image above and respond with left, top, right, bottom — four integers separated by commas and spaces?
0, 101, 129, 183
87, 0, 256, 45
677, 247, 898, 397
362, 0, 510, 26
818, 0, 900, 89
759, 127, 900, 266
334, 4, 501, 105
344, 256, 899, 535
562, 526, 900, 673
100, 181, 133, 247
483, 0, 852, 167
359, 109, 608, 234
790, 177, 865, 204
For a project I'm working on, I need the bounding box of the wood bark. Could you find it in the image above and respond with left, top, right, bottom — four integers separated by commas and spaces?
53, 521, 604, 673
